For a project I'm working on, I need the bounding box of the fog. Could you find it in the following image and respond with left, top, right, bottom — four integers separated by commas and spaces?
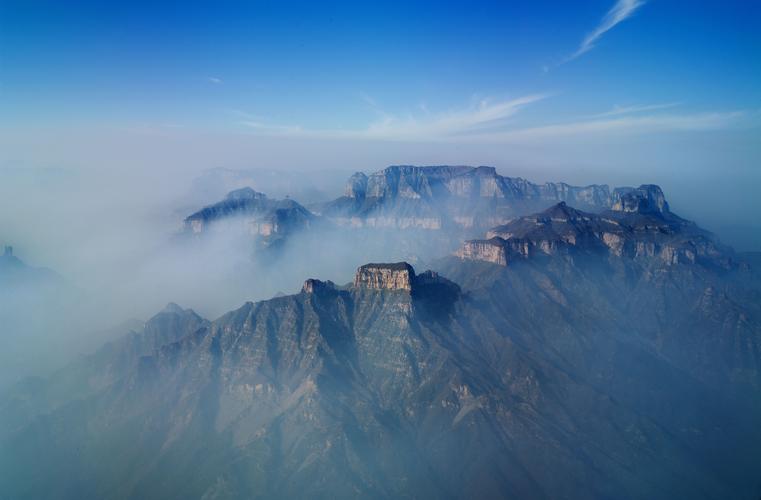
1, 124, 759, 386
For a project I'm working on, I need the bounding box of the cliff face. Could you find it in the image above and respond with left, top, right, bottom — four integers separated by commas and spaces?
611, 184, 669, 213
455, 239, 508, 266
353, 262, 415, 291
321, 165, 670, 233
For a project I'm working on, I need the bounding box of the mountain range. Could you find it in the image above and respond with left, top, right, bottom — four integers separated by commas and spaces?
186, 165, 673, 240
2, 166, 760, 499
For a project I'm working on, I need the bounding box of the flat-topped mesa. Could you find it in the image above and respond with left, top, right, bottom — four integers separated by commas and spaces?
301, 279, 336, 294
354, 262, 415, 291
611, 184, 669, 214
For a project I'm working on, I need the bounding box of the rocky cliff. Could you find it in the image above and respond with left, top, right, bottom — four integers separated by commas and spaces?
455, 238, 508, 266
611, 184, 670, 213
353, 262, 415, 291
301, 278, 336, 294
457, 201, 732, 268
320, 165, 671, 233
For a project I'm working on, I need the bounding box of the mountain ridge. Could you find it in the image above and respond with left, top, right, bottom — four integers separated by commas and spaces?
2, 255, 760, 499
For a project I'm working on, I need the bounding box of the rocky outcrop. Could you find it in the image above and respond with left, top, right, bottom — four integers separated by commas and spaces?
351, 263, 462, 297
611, 184, 669, 214
301, 278, 336, 294
455, 239, 508, 266
353, 262, 415, 291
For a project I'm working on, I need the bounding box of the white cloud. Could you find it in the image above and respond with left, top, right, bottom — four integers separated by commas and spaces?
586, 102, 682, 118
475, 111, 745, 144
569, 0, 646, 61
241, 104, 745, 145
241, 94, 548, 142
207, 77, 223, 84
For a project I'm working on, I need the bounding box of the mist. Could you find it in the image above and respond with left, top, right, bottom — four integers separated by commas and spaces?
1, 120, 759, 387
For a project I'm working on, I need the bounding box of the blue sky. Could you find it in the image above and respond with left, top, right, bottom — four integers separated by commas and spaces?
0, 1, 760, 251
2, 0, 759, 137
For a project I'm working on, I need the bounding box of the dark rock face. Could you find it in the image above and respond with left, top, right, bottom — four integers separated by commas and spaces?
301, 278, 336, 294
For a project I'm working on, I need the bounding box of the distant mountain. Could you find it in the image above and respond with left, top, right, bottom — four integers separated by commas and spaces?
2, 254, 760, 499
456, 196, 733, 269
0, 247, 74, 388
183, 187, 315, 246
0, 246, 64, 289
179, 167, 681, 266
317, 165, 666, 232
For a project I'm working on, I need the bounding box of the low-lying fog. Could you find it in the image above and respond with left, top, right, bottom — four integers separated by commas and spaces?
1, 127, 759, 387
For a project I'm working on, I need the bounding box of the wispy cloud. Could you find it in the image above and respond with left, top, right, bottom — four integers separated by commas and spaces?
240, 102, 745, 144
475, 111, 746, 143
568, 0, 646, 61
240, 121, 303, 135
586, 102, 682, 118
207, 77, 223, 84
241, 94, 548, 141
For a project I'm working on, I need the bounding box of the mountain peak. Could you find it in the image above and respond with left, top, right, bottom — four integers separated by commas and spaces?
539, 201, 587, 220
160, 302, 186, 314
301, 278, 337, 294
344, 172, 368, 198
224, 186, 266, 201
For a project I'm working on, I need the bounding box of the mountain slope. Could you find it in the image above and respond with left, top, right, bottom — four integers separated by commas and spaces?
2, 259, 760, 499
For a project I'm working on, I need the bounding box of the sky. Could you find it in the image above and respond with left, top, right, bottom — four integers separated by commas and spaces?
1, 0, 760, 247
